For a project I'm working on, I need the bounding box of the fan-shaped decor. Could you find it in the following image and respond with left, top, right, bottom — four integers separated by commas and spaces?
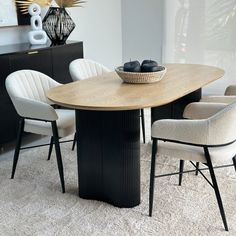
42, 7, 75, 45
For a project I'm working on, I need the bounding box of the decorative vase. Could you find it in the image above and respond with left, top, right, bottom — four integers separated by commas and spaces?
42, 7, 75, 45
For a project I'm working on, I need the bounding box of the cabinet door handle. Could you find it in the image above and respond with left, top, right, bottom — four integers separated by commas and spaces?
28, 51, 39, 55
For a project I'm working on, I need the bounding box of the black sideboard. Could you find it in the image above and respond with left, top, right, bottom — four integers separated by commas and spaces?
0, 41, 83, 145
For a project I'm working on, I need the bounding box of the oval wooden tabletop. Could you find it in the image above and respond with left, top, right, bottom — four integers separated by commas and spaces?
47, 64, 224, 111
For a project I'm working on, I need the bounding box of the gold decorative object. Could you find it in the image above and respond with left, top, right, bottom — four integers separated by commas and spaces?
16, 0, 85, 14
55, 0, 86, 8
15, 0, 52, 14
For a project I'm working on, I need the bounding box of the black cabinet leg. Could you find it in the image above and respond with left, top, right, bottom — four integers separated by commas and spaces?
141, 109, 146, 144
179, 160, 184, 186
51, 121, 65, 193
72, 133, 76, 151
204, 147, 228, 231
149, 139, 157, 217
11, 118, 25, 179
47, 136, 54, 160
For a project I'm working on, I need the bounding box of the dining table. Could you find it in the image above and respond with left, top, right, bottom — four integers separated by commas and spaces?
47, 63, 224, 208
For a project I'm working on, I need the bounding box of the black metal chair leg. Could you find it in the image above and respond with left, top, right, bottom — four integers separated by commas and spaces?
179, 160, 184, 186
141, 109, 146, 144
204, 147, 228, 231
11, 118, 25, 179
51, 121, 65, 193
72, 133, 76, 151
195, 162, 200, 176
47, 136, 54, 160
149, 138, 157, 217
233, 156, 236, 172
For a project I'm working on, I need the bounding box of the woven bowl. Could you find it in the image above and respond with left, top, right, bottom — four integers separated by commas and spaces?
115, 66, 167, 84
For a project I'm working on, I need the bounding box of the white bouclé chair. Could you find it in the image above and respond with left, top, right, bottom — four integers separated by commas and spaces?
149, 102, 236, 231
5, 70, 76, 193
201, 85, 236, 103
184, 85, 236, 176
69, 59, 146, 144
183, 102, 228, 120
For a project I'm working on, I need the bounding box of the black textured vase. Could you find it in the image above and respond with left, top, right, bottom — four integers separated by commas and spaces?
42, 7, 76, 45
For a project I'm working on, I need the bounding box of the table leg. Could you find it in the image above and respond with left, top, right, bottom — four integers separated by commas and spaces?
76, 109, 140, 208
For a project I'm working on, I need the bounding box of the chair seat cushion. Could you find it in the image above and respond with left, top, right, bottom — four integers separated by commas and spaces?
24, 109, 75, 137
158, 141, 236, 164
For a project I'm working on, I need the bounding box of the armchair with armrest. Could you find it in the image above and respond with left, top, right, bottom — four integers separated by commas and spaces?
5, 70, 76, 193
149, 102, 236, 231
201, 85, 236, 103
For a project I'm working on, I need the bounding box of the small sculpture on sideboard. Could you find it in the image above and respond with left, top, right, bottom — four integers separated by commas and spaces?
28, 3, 47, 45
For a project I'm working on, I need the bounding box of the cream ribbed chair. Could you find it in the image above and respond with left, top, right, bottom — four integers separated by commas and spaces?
69, 58, 146, 145
5, 70, 76, 193
69, 59, 110, 81
149, 102, 236, 231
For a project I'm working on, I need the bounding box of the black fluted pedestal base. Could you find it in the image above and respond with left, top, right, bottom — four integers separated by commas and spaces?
76, 109, 140, 208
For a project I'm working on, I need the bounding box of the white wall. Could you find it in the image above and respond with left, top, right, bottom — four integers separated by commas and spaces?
0, 7, 48, 46
121, 0, 163, 64
0, 27, 29, 46
69, 0, 122, 70
163, 0, 236, 95
0, 0, 122, 70
2, 1, 235, 96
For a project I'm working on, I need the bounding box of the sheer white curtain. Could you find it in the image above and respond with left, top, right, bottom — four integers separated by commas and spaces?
163, 0, 236, 95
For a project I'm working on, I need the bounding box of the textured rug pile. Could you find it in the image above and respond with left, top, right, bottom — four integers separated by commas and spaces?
0, 138, 235, 235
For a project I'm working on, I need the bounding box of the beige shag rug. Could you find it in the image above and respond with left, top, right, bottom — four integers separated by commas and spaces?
0, 138, 236, 236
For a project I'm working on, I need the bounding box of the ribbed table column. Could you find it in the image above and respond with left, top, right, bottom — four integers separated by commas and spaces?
76, 109, 140, 208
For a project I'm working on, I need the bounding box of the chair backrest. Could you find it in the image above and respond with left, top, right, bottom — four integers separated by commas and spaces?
6, 70, 60, 103
5, 70, 60, 120
208, 102, 236, 145
69, 59, 110, 81
225, 85, 236, 95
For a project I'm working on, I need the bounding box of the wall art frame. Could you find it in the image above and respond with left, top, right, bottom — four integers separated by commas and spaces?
0, 0, 30, 27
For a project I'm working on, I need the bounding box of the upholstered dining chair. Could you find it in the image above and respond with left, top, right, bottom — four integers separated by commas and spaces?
200, 85, 236, 103
149, 102, 236, 231
183, 102, 228, 120
183, 102, 232, 175
5, 70, 76, 193
69, 58, 146, 145
186, 85, 236, 166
